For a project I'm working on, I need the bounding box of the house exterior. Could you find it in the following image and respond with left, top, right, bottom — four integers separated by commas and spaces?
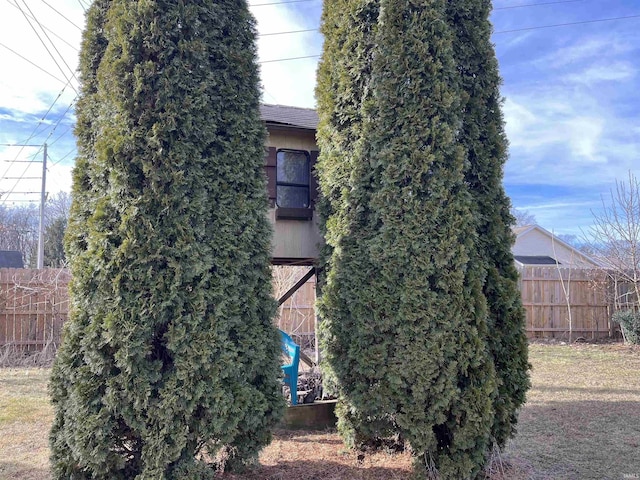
512, 224, 600, 268
260, 104, 322, 265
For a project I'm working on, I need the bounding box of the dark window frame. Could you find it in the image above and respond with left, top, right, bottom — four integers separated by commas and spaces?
276, 148, 311, 210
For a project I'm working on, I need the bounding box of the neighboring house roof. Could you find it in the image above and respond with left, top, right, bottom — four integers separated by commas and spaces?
512, 224, 602, 268
260, 104, 319, 131
514, 255, 560, 265
512, 225, 534, 236
0, 250, 24, 268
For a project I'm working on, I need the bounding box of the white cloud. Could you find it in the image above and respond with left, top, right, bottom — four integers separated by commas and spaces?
536, 35, 636, 70
504, 96, 605, 163
564, 62, 636, 86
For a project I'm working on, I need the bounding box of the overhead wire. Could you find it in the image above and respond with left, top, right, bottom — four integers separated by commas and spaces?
47, 125, 74, 149
0, 146, 43, 206
39, 0, 82, 31
258, 13, 640, 61
0, 41, 68, 84
0, 84, 76, 205
5, 0, 79, 51
1, 95, 78, 205
50, 148, 76, 167
4, 0, 637, 201
0, 1, 82, 203
0, 80, 73, 181
494, 0, 587, 10
493, 14, 640, 34
15, 0, 79, 91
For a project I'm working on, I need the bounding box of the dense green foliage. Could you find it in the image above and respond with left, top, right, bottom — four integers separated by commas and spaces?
315, 0, 380, 438
49, 1, 283, 478
447, 0, 530, 447
317, 0, 501, 477
613, 310, 640, 344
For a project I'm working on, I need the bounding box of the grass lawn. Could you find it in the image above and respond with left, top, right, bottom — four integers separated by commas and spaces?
506, 343, 640, 480
1, 343, 638, 479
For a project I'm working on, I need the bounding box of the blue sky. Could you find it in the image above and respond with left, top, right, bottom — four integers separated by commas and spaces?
0, 0, 638, 236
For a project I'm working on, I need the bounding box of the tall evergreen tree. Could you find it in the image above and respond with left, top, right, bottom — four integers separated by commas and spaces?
317, 0, 497, 477
49, 1, 283, 478
315, 0, 381, 445
447, 0, 530, 447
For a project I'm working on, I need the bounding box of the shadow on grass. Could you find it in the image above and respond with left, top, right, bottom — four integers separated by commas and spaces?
535, 385, 640, 396
277, 432, 344, 447
510, 400, 640, 480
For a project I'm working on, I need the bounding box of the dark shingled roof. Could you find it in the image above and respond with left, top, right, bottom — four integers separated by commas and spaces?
0, 250, 24, 268
260, 104, 318, 131
514, 255, 560, 265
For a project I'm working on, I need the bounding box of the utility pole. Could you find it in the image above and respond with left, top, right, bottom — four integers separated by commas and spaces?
37, 143, 47, 269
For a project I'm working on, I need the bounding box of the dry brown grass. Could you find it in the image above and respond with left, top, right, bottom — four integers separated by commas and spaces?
506, 342, 640, 480
0, 368, 51, 480
1, 343, 638, 479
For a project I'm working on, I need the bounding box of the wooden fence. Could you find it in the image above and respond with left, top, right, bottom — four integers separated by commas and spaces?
272, 267, 317, 350
1, 266, 626, 349
518, 266, 615, 339
0, 267, 317, 350
0, 268, 70, 350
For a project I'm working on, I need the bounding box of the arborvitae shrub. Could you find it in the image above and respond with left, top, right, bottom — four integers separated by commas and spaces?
315, 0, 381, 443
49, 1, 283, 478
447, 0, 530, 447
317, 0, 497, 477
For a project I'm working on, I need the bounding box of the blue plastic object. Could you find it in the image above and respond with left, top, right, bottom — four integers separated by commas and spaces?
278, 329, 300, 405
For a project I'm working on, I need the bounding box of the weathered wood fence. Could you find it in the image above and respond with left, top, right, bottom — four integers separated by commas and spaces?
518, 266, 616, 339
0, 267, 317, 350
0, 268, 70, 350
1, 266, 626, 349
272, 266, 317, 350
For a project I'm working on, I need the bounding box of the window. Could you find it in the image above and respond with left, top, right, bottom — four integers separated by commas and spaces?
276, 149, 310, 209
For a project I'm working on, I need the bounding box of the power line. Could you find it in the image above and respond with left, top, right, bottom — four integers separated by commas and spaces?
40, 99, 77, 147
5, 0, 79, 51
0, 144, 41, 147
50, 148, 76, 167
15, 0, 79, 91
39, 0, 82, 31
47, 125, 74, 148
1, 147, 45, 206
0, 86, 74, 202
494, 0, 586, 10
259, 13, 640, 62
3, 97, 76, 203
493, 14, 640, 34
260, 28, 317, 37
260, 54, 320, 63
0, 41, 67, 85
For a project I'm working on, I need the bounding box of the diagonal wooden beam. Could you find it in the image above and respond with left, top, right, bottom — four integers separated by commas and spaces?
277, 267, 316, 306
